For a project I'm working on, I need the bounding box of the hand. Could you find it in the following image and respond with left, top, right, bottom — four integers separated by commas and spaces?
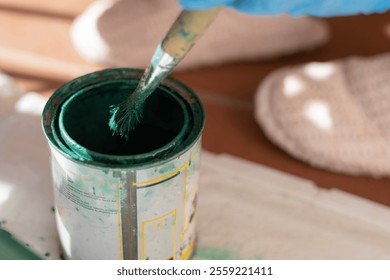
179, 0, 390, 17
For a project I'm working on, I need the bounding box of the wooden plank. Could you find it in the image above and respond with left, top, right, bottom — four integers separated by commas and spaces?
0, 0, 94, 18
0, 8, 101, 81
0, 47, 101, 82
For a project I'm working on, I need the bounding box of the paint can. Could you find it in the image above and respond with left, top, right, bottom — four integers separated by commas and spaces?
42, 68, 204, 260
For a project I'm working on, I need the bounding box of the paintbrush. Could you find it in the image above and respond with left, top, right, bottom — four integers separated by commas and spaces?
109, 7, 221, 139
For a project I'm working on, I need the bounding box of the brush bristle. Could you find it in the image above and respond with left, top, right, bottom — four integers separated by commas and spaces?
109, 94, 144, 139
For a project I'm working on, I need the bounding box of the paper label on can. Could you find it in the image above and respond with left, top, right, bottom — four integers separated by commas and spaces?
50, 142, 200, 260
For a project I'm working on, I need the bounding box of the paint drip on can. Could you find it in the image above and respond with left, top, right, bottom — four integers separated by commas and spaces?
42, 68, 205, 260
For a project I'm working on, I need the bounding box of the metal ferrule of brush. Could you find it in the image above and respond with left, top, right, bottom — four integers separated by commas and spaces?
141, 44, 179, 89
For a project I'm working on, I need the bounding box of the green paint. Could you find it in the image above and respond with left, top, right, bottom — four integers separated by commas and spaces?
192, 246, 242, 260
61, 82, 186, 158
0, 229, 42, 260
42, 68, 205, 169
192, 246, 262, 260
108, 78, 159, 138
159, 162, 177, 174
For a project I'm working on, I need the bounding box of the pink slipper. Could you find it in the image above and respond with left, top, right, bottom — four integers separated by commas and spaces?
255, 53, 390, 177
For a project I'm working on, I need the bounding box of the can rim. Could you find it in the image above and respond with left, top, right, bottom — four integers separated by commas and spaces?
42, 68, 205, 169
57, 80, 191, 163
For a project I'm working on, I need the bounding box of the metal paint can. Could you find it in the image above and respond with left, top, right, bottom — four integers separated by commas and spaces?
42, 68, 204, 260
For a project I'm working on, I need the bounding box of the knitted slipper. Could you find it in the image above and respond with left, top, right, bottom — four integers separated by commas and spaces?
70, 0, 330, 70
255, 53, 390, 177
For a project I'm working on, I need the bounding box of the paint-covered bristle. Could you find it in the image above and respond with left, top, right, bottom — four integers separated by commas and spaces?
109, 93, 145, 139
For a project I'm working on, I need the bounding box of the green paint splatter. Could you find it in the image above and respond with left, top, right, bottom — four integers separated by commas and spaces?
159, 162, 177, 174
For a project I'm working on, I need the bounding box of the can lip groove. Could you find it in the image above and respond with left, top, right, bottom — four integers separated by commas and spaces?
42, 68, 205, 169
57, 81, 190, 163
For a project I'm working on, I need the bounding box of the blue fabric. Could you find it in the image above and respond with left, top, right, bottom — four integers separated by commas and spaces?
179, 0, 390, 17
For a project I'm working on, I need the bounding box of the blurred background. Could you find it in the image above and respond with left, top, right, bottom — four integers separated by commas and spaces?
0, 0, 390, 259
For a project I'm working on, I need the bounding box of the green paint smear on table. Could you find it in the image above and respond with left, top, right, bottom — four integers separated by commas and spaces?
62, 84, 185, 157
192, 245, 263, 260
193, 246, 243, 260
0, 228, 42, 260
